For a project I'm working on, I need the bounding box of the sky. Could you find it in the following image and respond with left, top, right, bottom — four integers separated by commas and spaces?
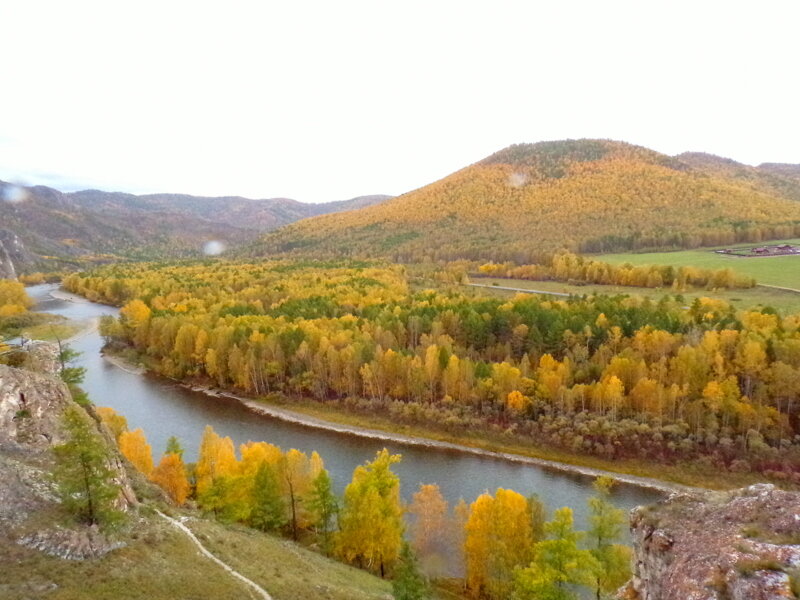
1, 1, 798, 203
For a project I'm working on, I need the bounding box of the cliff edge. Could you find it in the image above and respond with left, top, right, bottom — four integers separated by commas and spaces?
622, 484, 800, 600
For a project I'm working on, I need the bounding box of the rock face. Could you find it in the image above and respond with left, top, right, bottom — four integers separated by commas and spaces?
0, 362, 72, 450
0, 356, 137, 560
623, 484, 800, 600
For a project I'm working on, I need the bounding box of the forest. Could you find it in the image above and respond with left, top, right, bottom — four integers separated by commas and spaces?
255, 140, 800, 263
103, 408, 630, 600
477, 252, 757, 290
62, 260, 800, 486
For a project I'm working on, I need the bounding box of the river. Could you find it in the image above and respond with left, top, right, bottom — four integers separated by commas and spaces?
27, 283, 663, 561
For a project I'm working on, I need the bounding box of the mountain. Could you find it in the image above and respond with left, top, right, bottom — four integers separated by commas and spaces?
253, 140, 800, 263
0, 181, 391, 273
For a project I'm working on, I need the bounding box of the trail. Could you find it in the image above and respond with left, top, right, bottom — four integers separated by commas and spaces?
156, 510, 273, 600
465, 282, 572, 297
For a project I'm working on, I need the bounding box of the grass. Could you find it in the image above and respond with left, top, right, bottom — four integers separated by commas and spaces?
185, 519, 393, 600
0, 312, 78, 341
599, 238, 800, 290
0, 514, 254, 600
468, 275, 800, 315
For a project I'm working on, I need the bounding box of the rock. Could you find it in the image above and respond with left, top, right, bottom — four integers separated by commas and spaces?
17, 526, 127, 560
0, 360, 138, 560
622, 484, 800, 600
0, 362, 72, 450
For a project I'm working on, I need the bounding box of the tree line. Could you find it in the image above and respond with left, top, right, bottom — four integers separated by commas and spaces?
105, 411, 630, 600
63, 261, 800, 483
477, 251, 756, 290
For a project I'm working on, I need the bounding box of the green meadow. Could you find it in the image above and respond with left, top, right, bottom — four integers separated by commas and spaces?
598, 239, 800, 290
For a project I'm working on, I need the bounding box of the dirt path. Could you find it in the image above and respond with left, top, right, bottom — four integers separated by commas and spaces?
156, 510, 273, 600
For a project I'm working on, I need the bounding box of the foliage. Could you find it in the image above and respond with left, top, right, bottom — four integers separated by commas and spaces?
587, 477, 632, 598
254, 140, 800, 262
119, 428, 154, 477
96, 406, 129, 441
464, 488, 535, 598
306, 468, 339, 553
65, 260, 800, 482
150, 452, 191, 505
52, 405, 124, 528
0, 279, 33, 316
513, 507, 599, 600
479, 251, 756, 290
408, 483, 448, 575
392, 543, 430, 600
336, 449, 404, 577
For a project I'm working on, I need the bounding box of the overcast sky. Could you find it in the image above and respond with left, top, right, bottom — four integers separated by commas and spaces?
1, 1, 798, 203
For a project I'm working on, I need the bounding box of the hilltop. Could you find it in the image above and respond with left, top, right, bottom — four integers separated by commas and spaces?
253, 140, 800, 262
0, 181, 390, 273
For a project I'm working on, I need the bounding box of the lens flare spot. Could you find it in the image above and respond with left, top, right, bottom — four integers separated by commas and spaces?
202, 240, 226, 256
2, 184, 29, 203
507, 172, 528, 188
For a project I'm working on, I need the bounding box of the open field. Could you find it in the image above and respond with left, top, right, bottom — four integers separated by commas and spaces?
467, 276, 800, 315
599, 238, 800, 290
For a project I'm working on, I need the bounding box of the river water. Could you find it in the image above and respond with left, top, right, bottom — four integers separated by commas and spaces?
28, 284, 663, 551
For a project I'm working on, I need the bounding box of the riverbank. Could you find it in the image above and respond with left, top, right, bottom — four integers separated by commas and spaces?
99, 348, 696, 495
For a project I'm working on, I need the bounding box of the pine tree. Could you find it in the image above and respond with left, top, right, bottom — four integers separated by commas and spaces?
165, 436, 184, 459
392, 542, 430, 600
587, 477, 632, 599
250, 462, 287, 532
52, 406, 124, 528
306, 468, 339, 554
513, 507, 599, 600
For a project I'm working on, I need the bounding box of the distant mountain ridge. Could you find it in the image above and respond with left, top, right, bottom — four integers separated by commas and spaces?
254, 139, 800, 262
0, 181, 391, 273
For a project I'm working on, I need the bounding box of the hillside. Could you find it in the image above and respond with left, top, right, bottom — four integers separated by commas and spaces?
0, 181, 390, 273
0, 344, 393, 600
253, 140, 800, 262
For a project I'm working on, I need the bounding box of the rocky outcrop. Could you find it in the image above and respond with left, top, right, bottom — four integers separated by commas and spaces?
622, 484, 800, 600
0, 357, 137, 560
0, 234, 18, 279
0, 363, 72, 451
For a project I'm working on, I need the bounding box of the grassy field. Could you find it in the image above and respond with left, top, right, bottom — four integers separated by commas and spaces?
598, 238, 800, 290
186, 519, 393, 600
1, 507, 397, 600
468, 276, 800, 315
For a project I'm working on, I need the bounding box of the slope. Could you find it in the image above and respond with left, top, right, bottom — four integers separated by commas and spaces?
254, 139, 800, 263
0, 181, 390, 273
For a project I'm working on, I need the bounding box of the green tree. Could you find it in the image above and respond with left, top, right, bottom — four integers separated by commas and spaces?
165, 435, 184, 459
250, 462, 287, 532
587, 477, 632, 599
392, 542, 430, 600
306, 468, 339, 554
52, 406, 124, 528
513, 507, 598, 600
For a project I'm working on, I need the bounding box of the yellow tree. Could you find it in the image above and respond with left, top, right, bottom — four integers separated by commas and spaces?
195, 425, 238, 497
464, 488, 535, 599
118, 428, 154, 476
336, 449, 403, 577
408, 483, 449, 574
151, 453, 190, 505
96, 406, 129, 441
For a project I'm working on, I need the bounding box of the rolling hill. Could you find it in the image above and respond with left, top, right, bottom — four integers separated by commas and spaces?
0, 181, 390, 273
253, 139, 800, 263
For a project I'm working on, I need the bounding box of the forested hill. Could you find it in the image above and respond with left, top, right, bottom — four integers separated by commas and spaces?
253, 139, 800, 263
0, 181, 391, 272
